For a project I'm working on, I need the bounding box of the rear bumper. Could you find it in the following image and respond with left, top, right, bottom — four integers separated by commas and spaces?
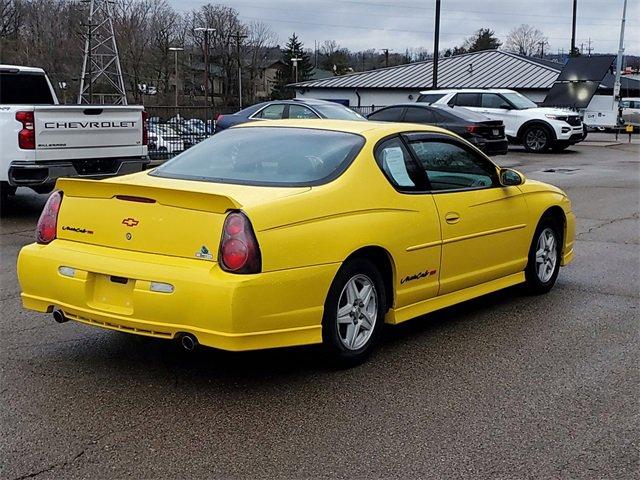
471, 137, 509, 156
8, 157, 149, 187
17, 240, 337, 351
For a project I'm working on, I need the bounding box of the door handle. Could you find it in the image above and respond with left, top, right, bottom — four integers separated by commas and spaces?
445, 212, 460, 224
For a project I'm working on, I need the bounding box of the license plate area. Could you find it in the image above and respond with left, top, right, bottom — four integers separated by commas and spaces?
88, 273, 134, 314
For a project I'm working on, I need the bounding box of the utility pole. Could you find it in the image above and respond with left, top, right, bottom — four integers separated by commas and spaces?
195, 27, 215, 131
538, 41, 548, 59
234, 31, 248, 109
614, 0, 627, 105
570, 0, 579, 56
382, 48, 390, 68
169, 47, 183, 116
433, 0, 441, 88
586, 37, 593, 56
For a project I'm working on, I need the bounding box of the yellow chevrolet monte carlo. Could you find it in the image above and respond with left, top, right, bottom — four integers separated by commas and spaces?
17, 119, 575, 365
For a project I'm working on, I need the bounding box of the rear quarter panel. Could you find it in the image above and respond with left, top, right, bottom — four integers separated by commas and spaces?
245, 135, 443, 309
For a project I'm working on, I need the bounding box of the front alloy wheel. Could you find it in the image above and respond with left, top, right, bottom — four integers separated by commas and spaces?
523, 125, 551, 153
525, 218, 562, 294
535, 228, 558, 283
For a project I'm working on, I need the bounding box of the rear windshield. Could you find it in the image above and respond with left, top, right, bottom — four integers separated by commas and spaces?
313, 104, 365, 120
152, 127, 365, 186
0, 72, 55, 105
416, 93, 446, 104
434, 105, 491, 122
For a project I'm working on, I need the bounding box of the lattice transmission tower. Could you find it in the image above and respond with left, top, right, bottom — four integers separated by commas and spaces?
77, 0, 127, 105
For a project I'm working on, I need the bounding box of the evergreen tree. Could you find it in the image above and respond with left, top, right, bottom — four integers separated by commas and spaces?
271, 33, 313, 99
464, 28, 502, 52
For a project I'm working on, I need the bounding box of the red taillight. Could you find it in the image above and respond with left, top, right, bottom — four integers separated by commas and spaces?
36, 191, 62, 244
219, 211, 261, 274
16, 111, 35, 149
142, 111, 149, 145
466, 125, 479, 134
216, 114, 224, 122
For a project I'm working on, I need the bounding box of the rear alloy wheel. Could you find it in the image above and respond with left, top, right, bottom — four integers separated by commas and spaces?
525, 218, 562, 294
523, 125, 552, 153
322, 259, 385, 366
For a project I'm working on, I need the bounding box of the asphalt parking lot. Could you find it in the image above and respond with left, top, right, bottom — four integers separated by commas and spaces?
1, 137, 638, 479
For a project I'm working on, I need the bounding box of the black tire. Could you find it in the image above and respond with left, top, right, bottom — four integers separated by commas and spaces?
322, 258, 386, 367
524, 215, 563, 294
0, 182, 16, 216
551, 143, 570, 152
523, 124, 552, 153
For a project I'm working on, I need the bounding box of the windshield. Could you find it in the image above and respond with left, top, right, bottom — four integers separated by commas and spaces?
313, 104, 365, 120
152, 127, 365, 186
501, 92, 537, 109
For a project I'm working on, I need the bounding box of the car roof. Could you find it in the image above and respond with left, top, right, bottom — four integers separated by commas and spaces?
0, 64, 46, 74
234, 118, 450, 136
419, 88, 516, 94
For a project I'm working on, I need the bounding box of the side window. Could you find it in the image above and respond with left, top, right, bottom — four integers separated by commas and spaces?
403, 107, 437, 124
482, 93, 510, 109
288, 105, 319, 119
374, 137, 417, 189
368, 107, 406, 122
408, 140, 498, 191
451, 93, 481, 107
254, 104, 286, 119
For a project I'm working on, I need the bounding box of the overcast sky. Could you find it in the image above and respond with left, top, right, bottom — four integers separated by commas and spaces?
174, 0, 640, 56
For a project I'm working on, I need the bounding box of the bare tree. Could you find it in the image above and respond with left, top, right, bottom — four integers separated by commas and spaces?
503, 24, 548, 57
0, 0, 22, 38
245, 20, 277, 103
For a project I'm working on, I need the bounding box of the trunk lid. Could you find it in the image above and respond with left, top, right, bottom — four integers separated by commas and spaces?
55, 175, 308, 261
474, 120, 505, 139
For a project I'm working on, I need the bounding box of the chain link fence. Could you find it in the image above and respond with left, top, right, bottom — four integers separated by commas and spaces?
144, 104, 385, 164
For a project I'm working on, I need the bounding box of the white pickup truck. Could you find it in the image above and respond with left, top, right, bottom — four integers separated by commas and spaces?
0, 64, 148, 204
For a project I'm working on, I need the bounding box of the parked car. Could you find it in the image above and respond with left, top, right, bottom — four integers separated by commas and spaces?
147, 124, 184, 155
214, 98, 366, 133
17, 119, 574, 365
0, 64, 148, 206
418, 88, 584, 153
368, 103, 508, 155
621, 97, 640, 131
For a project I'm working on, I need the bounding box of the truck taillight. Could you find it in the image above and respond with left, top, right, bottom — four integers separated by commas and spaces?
36, 191, 62, 244
16, 111, 35, 149
218, 211, 261, 274
142, 111, 149, 146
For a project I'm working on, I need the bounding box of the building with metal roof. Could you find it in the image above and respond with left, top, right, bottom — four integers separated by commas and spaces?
290, 49, 640, 108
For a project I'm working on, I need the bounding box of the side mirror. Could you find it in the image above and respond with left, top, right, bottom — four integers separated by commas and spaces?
500, 104, 513, 110
500, 168, 525, 186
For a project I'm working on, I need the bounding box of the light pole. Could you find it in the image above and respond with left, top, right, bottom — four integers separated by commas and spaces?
291, 57, 302, 83
195, 27, 216, 132
234, 31, 248, 109
169, 46, 183, 116
433, 0, 441, 88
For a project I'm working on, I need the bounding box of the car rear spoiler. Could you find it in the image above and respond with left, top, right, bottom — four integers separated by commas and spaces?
55, 178, 241, 213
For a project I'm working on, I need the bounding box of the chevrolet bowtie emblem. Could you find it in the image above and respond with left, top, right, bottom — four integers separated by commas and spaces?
122, 218, 139, 227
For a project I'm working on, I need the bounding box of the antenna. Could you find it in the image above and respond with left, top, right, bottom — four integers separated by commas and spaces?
78, 0, 127, 105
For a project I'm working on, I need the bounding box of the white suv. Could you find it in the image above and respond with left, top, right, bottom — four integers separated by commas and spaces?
417, 89, 584, 153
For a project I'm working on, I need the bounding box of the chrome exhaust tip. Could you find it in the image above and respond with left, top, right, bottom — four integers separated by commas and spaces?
179, 333, 198, 352
52, 308, 67, 324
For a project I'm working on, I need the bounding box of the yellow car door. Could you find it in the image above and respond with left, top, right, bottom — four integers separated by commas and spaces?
403, 133, 530, 295
373, 135, 442, 310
